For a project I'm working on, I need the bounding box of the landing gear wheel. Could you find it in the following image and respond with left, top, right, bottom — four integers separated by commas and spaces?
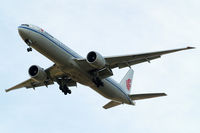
67, 89, 71, 94
59, 85, 71, 95
27, 47, 32, 52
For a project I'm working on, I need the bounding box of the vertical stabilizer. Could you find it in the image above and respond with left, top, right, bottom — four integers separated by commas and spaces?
120, 69, 134, 94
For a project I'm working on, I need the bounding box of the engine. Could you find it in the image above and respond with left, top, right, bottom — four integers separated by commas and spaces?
86, 51, 106, 69
28, 65, 47, 82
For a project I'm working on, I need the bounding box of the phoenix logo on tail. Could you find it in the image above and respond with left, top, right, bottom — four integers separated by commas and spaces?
126, 79, 132, 91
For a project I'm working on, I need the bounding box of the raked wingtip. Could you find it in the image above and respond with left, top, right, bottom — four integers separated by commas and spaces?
163, 93, 167, 96
5, 89, 10, 93
187, 46, 196, 49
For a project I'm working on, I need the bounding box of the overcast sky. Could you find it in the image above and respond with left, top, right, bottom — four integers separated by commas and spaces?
0, 0, 199, 133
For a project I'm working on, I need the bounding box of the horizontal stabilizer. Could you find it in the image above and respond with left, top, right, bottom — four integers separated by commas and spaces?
129, 93, 167, 100
103, 101, 121, 109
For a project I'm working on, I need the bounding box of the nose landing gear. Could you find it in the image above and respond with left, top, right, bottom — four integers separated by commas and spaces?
25, 39, 33, 52
27, 47, 32, 52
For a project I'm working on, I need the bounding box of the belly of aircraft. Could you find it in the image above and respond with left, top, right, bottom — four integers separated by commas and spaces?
27, 30, 128, 103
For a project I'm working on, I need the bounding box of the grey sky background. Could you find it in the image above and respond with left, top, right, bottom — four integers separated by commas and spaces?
0, 0, 199, 133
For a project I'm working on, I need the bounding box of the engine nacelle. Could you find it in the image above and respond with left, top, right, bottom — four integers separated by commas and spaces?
28, 65, 47, 82
86, 51, 106, 69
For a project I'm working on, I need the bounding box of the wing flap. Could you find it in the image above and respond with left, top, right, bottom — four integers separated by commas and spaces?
117, 56, 160, 69
129, 93, 167, 100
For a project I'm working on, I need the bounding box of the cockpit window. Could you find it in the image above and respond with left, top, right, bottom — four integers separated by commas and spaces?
21, 24, 29, 27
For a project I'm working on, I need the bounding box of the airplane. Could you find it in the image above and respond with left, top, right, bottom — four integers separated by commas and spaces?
5, 24, 195, 109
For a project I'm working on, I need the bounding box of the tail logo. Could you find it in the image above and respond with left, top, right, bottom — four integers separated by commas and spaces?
126, 79, 131, 91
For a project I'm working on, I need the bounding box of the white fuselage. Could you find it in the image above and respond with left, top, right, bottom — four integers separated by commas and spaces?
18, 25, 132, 104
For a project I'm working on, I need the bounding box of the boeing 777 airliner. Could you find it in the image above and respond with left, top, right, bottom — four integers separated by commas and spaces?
6, 24, 194, 109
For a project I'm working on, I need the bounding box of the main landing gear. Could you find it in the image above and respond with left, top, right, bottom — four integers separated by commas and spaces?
57, 77, 72, 95
59, 85, 71, 95
92, 77, 104, 87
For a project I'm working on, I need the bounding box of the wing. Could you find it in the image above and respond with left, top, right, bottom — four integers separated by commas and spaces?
129, 93, 167, 100
75, 47, 194, 77
105, 46, 194, 69
5, 78, 53, 92
5, 64, 77, 92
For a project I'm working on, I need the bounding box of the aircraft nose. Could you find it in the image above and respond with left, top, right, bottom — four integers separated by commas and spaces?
18, 26, 30, 40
